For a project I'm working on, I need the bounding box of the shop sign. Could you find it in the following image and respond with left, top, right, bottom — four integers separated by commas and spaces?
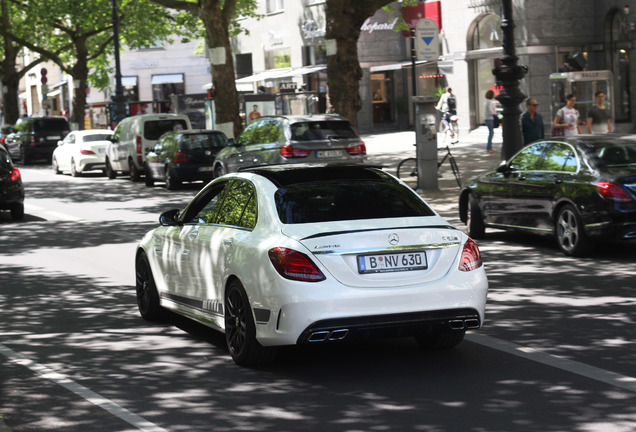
279, 82, 297, 93
360, 18, 398, 34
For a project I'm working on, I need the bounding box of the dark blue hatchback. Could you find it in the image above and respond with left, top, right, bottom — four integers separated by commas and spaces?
144, 130, 228, 190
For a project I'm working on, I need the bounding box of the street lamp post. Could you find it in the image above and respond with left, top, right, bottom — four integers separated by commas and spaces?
111, 0, 126, 126
492, 0, 527, 161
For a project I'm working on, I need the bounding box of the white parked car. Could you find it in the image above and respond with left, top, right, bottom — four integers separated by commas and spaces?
135, 165, 488, 365
52, 129, 114, 176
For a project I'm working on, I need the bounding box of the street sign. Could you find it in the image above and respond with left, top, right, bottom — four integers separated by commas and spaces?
415, 18, 439, 62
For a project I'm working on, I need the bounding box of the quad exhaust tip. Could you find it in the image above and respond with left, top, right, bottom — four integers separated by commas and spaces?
449, 319, 480, 330
308, 329, 349, 342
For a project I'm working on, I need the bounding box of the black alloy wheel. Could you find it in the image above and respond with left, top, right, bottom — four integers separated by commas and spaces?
555, 204, 593, 256
135, 253, 164, 321
164, 167, 180, 190
144, 164, 154, 187
105, 158, 117, 179
224, 280, 276, 366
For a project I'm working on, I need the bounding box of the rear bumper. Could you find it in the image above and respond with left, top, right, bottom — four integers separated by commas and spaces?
173, 165, 215, 182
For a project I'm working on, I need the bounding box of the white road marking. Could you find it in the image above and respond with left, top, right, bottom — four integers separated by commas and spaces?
468, 333, 636, 393
0, 343, 169, 432
44, 210, 83, 221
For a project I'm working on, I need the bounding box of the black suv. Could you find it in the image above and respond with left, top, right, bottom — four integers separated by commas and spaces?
5, 116, 71, 164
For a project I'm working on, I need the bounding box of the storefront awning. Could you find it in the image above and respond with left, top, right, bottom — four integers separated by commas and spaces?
271, 65, 326, 78
369, 60, 429, 73
203, 82, 254, 92
122, 76, 138, 87
47, 89, 61, 97
151, 74, 184, 84
235, 68, 292, 83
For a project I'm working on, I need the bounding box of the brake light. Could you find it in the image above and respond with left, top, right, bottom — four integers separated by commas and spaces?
595, 182, 632, 203
173, 152, 187, 163
80, 149, 96, 155
458, 238, 482, 272
280, 144, 311, 158
345, 142, 367, 156
30, 135, 36, 146
268, 247, 326, 282
8, 168, 21, 182
136, 136, 142, 154
0, 137, 4, 144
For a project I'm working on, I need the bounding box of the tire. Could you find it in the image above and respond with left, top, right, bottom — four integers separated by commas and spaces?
213, 164, 226, 179
467, 193, 485, 239
10, 203, 24, 221
129, 159, 141, 182
224, 279, 276, 366
144, 165, 154, 187
105, 158, 117, 179
164, 167, 180, 190
52, 157, 61, 175
19, 147, 29, 165
135, 253, 165, 321
450, 122, 459, 143
397, 158, 417, 189
70, 158, 80, 177
449, 155, 462, 187
555, 204, 593, 256
415, 328, 466, 349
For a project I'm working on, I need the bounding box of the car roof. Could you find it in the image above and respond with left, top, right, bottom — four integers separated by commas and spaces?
559, 135, 636, 150
73, 129, 113, 136
242, 164, 386, 187
253, 114, 348, 124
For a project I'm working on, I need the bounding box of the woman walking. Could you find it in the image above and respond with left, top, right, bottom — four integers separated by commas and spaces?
484, 90, 497, 153
553, 94, 581, 136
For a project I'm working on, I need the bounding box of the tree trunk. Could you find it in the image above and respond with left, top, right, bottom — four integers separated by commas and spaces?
325, 0, 394, 131
70, 41, 89, 130
201, 5, 241, 138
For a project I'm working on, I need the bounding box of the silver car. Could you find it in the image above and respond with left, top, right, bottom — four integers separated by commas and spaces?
212, 114, 366, 177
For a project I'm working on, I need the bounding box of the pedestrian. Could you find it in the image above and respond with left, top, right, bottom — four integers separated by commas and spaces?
436, 87, 457, 132
521, 97, 544, 145
249, 105, 261, 122
484, 90, 497, 153
553, 94, 580, 136
586, 91, 612, 134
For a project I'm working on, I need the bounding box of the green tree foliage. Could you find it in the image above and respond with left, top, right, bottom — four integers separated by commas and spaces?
147, 0, 259, 139
2, 0, 199, 129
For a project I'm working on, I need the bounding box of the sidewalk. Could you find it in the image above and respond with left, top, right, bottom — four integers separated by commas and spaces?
361, 126, 504, 223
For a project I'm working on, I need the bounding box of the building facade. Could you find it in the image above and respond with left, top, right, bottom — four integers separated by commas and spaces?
14, 1, 636, 136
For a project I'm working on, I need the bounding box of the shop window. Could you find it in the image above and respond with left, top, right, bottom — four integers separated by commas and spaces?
265, 48, 291, 69
151, 74, 185, 101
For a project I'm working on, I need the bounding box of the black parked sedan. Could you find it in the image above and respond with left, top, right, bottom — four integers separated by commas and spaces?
144, 130, 227, 190
0, 145, 25, 220
459, 136, 636, 256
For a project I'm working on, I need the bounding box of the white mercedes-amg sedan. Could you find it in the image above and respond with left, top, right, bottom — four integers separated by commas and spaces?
135, 164, 488, 365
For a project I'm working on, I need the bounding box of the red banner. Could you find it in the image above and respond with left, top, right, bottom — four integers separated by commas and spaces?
401, 1, 442, 36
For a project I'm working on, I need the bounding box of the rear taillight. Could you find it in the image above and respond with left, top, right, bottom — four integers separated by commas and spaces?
345, 142, 367, 156
280, 144, 311, 158
268, 247, 326, 282
8, 168, 21, 182
0, 137, 5, 144
80, 149, 96, 155
173, 152, 188, 163
136, 136, 142, 154
30, 135, 36, 146
458, 238, 482, 272
595, 182, 632, 203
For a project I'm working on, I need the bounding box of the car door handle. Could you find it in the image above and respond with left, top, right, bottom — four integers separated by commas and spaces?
518, 176, 527, 181
554, 179, 563, 184
188, 231, 199, 240
223, 239, 233, 246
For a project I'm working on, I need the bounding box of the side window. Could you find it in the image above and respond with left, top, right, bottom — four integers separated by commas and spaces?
67, 134, 76, 144
543, 142, 578, 172
184, 182, 229, 224
214, 180, 257, 228
112, 124, 123, 142
237, 120, 260, 146
251, 118, 280, 145
509, 142, 548, 171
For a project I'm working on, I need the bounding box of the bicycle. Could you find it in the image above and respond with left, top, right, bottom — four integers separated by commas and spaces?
396, 144, 462, 188
439, 112, 460, 144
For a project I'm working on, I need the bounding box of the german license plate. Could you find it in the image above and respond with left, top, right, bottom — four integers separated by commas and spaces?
316, 150, 341, 158
199, 166, 214, 172
47, 135, 61, 140
357, 251, 428, 274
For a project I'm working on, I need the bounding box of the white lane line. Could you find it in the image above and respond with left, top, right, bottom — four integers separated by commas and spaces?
0, 343, 169, 432
468, 333, 636, 393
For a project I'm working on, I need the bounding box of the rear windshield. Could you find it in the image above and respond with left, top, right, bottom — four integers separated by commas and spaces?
33, 119, 70, 132
84, 134, 113, 142
182, 133, 226, 151
594, 142, 636, 167
144, 120, 189, 141
275, 179, 435, 224
290, 121, 358, 141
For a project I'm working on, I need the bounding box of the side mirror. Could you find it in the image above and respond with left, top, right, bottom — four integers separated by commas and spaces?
159, 209, 182, 226
226, 138, 235, 147
496, 161, 510, 173
57, 140, 63, 146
